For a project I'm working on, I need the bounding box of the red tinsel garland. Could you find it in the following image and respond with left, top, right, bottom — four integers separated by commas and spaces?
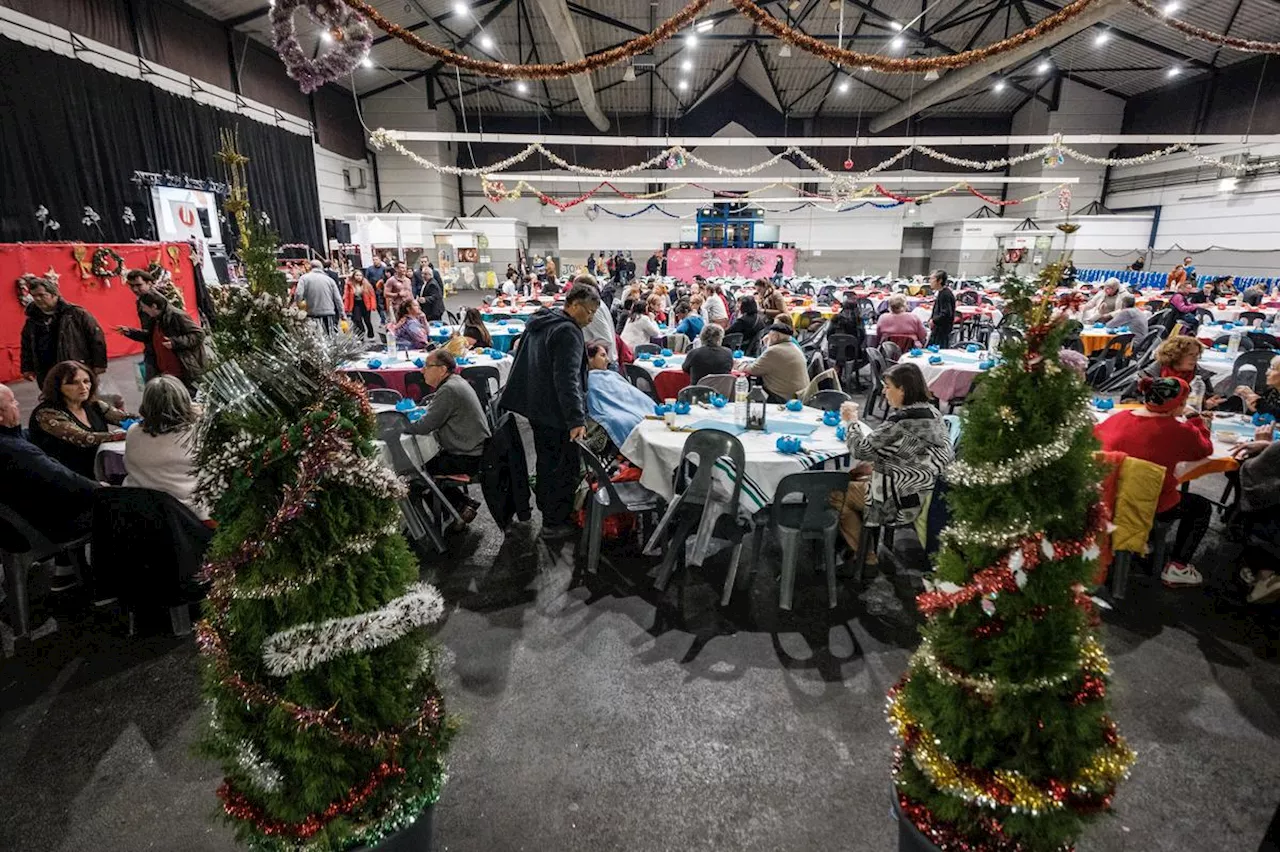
970, 187, 1020, 207
876, 184, 917, 203
219, 761, 406, 840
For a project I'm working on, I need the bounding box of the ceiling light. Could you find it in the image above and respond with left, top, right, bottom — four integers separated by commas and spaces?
923, 68, 939, 81
678, 79, 689, 91
695, 19, 715, 32
479, 33, 494, 50
320, 31, 333, 43
516, 80, 528, 93
994, 79, 1006, 92
890, 36, 905, 51
623, 64, 636, 82
862, 65, 872, 71
890, 21, 904, 31
838, 79, 850, 93
682, 58, 693, 71
453, 1, 467, 14
1038, 59, 1052, 73
686, 34, 698, 48
361, 56, 373, 68
778, 43, 792, 58
1163, 0, 1179, 13
1095, 29, 1109, 46
1167, 66, 1181, 77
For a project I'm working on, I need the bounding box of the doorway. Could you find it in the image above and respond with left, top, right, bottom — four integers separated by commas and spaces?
900, 227, 933, 278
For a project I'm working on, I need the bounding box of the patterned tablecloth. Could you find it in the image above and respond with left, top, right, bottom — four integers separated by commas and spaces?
619, 406, 856, 513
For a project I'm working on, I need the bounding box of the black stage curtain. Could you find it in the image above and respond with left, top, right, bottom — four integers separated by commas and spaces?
0, 36, 324, 248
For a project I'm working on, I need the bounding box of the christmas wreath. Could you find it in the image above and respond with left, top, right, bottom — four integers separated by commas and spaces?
91, 246, 125, 278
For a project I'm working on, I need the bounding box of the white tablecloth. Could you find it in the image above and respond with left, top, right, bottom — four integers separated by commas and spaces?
618, 406, 853, 513
1092, 406, 1246, 481
900, 350, 989, 402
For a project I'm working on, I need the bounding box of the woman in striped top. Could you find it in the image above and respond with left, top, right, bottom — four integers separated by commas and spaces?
833, 362, 954, 562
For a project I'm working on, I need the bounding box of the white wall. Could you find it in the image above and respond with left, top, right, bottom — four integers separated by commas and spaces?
362, 88, 460, 217
314, 145, 377, 221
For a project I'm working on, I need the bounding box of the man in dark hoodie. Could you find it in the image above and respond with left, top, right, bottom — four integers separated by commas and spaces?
500, 281, 601, 540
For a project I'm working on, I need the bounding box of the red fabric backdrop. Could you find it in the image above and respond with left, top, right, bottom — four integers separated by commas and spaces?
0, 242, 197, 382
665, 248, 797, 283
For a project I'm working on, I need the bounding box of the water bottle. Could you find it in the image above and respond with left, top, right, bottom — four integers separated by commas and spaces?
1228, 331, 1241, 355
734, 376, 749, 427
1188, 376, 1206, 412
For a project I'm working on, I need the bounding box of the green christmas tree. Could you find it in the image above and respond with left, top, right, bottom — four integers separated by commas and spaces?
195, 135, 453, 851
889, 265, 1134, 851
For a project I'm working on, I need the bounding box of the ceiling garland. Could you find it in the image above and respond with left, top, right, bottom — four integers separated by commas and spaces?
1123, 0, 1280, 54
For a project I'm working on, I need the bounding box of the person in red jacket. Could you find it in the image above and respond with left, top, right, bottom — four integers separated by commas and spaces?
1094, 376, 1214, 588
343, 270, 377, 340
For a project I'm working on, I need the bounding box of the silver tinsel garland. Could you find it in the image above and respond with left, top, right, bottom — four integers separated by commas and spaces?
947, 408, 1095, 488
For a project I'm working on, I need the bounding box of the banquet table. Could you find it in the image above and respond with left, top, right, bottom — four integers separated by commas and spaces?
619, 406, 856, 514
481, 305, 541, 321
630, 352, 755, 400
339, 348, 513, 398
1194, 323, 1279, 346
899, 349, 990, 402
1092, 405, 1245, 482
427, 320, 523, 353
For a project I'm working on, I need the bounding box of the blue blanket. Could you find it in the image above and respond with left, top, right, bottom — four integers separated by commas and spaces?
587, 369, 657, 447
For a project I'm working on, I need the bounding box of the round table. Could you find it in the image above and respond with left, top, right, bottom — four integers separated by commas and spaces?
900, 350, 990, 403
1092, 405, 1244, 482
428, 321, 523, 353
340, 349, 513, 397
618, 406, 853, 514
631, 353, 756, 400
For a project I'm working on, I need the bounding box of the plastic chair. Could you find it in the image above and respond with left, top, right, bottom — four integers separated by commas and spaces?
367, 388, 403, 405
941, 414, 962, 449
796, 310, 825, 331
574, 440, 663, 574
0, 504, 90, 647
806, 351, 827, 380
722, 333, 744, 351
799, 369, 841, 403
650, 429, 749, 606
1239, 311, 1267, 325
633, 343, 661, 356
749, 471, 850, 610
374, 410, 450, 553
1195, 307, 1216, 324
826, 333, 864, 390
625, 364, 661, 401
347, 370, 389, 388
1231, 349, 1277, 393
806, 389, 852, 411
460, 365, 501, 410
699, 373, 738, 398
677, 385, 716, 405
1145, 299, 1166, 313
854, 298, 877, 322
878, 340, 902, 364
864, 349, 888, 420
403, 372, 432, 404
664, 332, 691, 353
1094, 333, 1135, 369
1249, 333, 1280, 350
1211, 334, 1255, 352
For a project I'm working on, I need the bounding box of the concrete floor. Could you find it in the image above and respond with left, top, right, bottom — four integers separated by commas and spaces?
3, 290, 1280, 852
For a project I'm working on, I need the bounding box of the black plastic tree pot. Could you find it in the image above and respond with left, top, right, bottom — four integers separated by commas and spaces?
892, 793, 940, 852
355, 805, 434, 852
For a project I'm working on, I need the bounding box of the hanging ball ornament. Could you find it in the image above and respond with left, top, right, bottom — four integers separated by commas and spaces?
844, 158, 854, 170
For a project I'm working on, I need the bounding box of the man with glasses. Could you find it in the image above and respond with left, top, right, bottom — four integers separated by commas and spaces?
407, 350, 491, 528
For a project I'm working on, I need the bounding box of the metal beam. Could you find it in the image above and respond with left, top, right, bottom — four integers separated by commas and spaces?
566, 3, 646, 35
531, 0, 609, 130
869, 0, 1125, 132
1022, 0, 1213, 70
223, 5, 271, 28
518, 0, 558, 113
388, 132, 1280, 145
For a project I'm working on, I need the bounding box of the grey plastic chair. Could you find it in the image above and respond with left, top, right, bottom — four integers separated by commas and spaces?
0, 504, 88, 646
574, 440, 663, 574
367, 388, 403, 405
806, 389, 851, 412
1231, 349, 1277, 393
699, 373, 738, 398
625, 364, 661, 401
375, 410, 449, 553
749, 471, 849, 610
649, 429, 749, 606
677, 384, 716, 405
633, 343, 661, 356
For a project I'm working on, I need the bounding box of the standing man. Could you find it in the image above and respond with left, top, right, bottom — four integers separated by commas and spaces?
294, 259, 345, 334
646, 250, 662, 277
545, 255, 558, 282
773, 254, 785, 287
364, 254, 390, 325
384, 261, 415, 321
586, 253, 597, 276
113, 291, 206, 392
323, 258, 343, 289
20, 277, 107, 387
500, 282, 601, 540
419, 262, 446, 321
411, 258, 431, 300
125, 268, 184, 312
927, 269, 956, 348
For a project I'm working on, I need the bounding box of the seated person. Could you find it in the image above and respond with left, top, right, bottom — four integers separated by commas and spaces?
28, 360, 132, 478
1224, 354, 1280, 417
674, 297, 705, 341
1241, 284, 1266, 307
124, 376, 208, 522
407, 350, 491, 527
832, 363, 953, 560
1082, 278, 1122, 322
620, 302, 662, 349
542, 277, 563, 297
462, 307, 493, 349
390, 300, 431, 350
1141, 337, 1219, 407
745, 322, 810, 402
829, 299, 867, 342
875, 294, 928, 349
1094, 377, 1213, 588
0, 382, 100, 548
725, 296, 769, 348
1104, 294, 1148, 337
1230, 436, 1280, 603
585, 343, 656, 450
1168, 279, 1202, 327
681, 325, 736, 385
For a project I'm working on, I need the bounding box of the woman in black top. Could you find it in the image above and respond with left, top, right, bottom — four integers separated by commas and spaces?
462, 307, 493, 349
29, 360, 133, 477
725, 296, 768, 347
828, 299, 865, 341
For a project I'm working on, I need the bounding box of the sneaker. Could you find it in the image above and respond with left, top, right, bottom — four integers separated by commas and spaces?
1161, 561, 1203, 588
1248, 574, 1280, 604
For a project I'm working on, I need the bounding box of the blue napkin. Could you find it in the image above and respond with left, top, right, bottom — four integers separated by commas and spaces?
1215, 344, 1228, 352
490, 351, 502, 360
775, 435, 803, 454
457, 357, 472, 365
497, 319, 508, 325
394, 398, 416, 411
638, 352, 652, 361
1253, 412, 1277, 427
119, 418, 139, 431
1092, 397, 1115, 411
653, 358, 666, 367
1093, 322, 1105, 328
909, 348, 923, 357
979, 360, 994, 371
836, 424, 847, 441
413, 357, 425, 368
367, 359, 383, 369
660, 348, 673, 357
710, 395, 727, 408
674, 401, 691, 415
654, 403, 671, 416
929, 355, 944, 365
927, 344, 940, 353
406, 408, 425, 423
785, 399, 804, 411
732, 349, 745, 358
1223, 322, 1235, 330
966, 343, 980, 353
822, 410, 841, 426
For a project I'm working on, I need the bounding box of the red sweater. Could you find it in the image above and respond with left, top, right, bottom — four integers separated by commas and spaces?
1093, 411, 1213, 512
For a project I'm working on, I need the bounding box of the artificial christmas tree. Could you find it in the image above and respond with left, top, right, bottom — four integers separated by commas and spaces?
194, 134, 452, 851
889, 267, 1134, 852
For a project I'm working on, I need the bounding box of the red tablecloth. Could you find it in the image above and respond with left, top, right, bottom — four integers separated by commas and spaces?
0, 242, 197, 381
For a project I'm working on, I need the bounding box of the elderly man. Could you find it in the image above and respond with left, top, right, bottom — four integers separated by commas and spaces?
0, 383, 100, 561
1083, 278, 1123, 323
500, 282, 600, 540
926, 269, 956, 348
408, 349, 491, 527
1105, 294, 1149, 338
20, 277, 107, 386
294, 259, 345, 334
746, 321, 810, 402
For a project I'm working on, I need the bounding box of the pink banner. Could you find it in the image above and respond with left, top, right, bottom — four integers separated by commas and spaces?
665, 248, 796, 283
